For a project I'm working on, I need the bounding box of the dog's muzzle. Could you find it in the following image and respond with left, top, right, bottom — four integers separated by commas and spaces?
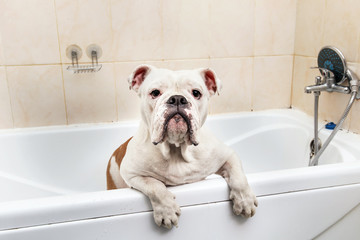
152, 95, 199, 146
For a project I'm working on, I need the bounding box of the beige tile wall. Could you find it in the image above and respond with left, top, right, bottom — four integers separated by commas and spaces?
55, 0, 114, 64
0, 34, 4, 65
0, 0, 298, 130
0, 0, 60, 65
253, 56, 293, 110
254, 0, 296, 56
293, 0, 360, 133
209, 0, 255, 58
112, 0, 163, 61
209, 58, 253, 113
62, 63, 117, 124
6, 65, 66, 128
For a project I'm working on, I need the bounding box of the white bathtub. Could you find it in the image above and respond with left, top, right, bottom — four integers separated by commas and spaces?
0, 109, 360, 239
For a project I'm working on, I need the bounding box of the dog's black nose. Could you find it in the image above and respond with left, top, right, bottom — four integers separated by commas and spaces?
167, 95, 188, 106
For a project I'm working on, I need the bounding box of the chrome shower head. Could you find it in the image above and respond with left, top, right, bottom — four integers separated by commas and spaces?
317, 46, 347, 84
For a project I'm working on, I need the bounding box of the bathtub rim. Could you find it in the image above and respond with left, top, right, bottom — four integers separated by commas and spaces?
1, 161, 360, 231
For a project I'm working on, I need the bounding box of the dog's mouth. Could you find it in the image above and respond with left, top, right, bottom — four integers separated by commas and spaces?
165, 112, 190, 133
152, 110, 198, 146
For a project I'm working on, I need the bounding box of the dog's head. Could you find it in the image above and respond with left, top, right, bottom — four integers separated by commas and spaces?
128, 65, 221, 147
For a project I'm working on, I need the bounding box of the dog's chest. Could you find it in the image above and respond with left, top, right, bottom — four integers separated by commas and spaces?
165, 161, 205, 185
150, 149, 215, 185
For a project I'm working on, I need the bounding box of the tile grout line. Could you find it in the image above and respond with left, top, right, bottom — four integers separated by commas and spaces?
3, 65, 15, 128
290, 55, 296, 109
347, 3, 360, 132
0, 28, 15, 128
53, 0, 69, 125
160, 0, 165, 62
1, 54, 301, 68
108, 0, 119, 122
290, 0, 298, 109
250, 0, 257, 111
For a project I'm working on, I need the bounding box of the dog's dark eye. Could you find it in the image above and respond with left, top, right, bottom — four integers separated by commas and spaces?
192, 90, 202, 99
150, 89, 161, 98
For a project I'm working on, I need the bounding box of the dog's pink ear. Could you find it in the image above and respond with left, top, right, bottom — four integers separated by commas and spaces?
200, 68, 222, 96
128, 65, 151, 92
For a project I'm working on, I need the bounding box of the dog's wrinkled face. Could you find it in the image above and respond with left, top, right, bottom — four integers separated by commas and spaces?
128, 65, 221, 147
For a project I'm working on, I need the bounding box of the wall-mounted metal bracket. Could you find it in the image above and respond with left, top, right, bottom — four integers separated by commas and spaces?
66, 44, 102, 74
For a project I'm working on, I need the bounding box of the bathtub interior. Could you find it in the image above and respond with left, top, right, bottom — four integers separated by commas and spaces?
0, 109, 359, 203
207, 111, 359, 172
0, 123, 137, 202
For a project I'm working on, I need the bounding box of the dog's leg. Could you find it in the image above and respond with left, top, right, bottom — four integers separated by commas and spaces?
217, 153, 258, 217
127, 176, 181, 229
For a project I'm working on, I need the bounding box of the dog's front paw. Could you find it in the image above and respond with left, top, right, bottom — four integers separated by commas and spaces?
230, 189, 258, 218
151, 193, 181, 229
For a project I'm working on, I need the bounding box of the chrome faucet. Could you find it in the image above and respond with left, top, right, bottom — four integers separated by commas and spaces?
304, 68, 350, 94
305, 46, 360, 166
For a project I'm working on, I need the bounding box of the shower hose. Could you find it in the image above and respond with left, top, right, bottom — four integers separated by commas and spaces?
309, 91, 357, 166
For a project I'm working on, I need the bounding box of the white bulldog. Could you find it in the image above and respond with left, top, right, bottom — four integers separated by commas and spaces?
106, 65, 257, 229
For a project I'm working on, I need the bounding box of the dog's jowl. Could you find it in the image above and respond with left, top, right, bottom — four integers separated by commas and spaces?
106, 65, 258, 229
